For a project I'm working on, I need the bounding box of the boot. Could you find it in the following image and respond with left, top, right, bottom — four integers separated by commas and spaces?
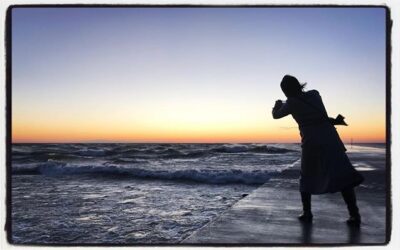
298, 211, 313, 222
346, 214, 361, 227
341, 188, 361, 227
299, 192, 313, 222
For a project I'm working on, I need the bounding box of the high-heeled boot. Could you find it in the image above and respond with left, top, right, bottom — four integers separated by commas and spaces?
298, 192, 313, 222
341, 188, 361, 226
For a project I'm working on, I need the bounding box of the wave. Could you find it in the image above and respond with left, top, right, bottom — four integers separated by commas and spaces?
12, 162, 277, 184
13, 144, 297, 162
211, 145, 295, 154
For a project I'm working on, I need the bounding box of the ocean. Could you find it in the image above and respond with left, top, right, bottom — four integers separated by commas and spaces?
10, 143, 385, 244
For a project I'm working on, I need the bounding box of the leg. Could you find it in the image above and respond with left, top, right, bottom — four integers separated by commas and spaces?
299, 192, 313, 222
301, 192, 312, 213
341, 187, 361, 226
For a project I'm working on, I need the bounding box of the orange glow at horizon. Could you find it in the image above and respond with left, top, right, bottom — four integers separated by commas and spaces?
12, 117, 385, 144
12, 93, 386, 143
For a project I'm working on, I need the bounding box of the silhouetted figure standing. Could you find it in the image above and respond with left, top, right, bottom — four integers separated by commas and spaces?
272, 75, 364, 226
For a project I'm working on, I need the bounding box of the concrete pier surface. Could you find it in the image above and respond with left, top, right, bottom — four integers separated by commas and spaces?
182, 159, 388, 245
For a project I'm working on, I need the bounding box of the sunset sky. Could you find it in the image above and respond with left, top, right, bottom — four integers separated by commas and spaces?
12, 7, 386, 143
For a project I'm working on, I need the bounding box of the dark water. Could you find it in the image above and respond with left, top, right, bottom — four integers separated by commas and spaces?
12, 143, 300, 183
11, 143, 301, 244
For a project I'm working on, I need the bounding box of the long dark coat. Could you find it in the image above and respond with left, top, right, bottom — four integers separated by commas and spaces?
272, 90, 364, 194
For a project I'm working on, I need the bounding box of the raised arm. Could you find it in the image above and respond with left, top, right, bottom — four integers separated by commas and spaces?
272, 100, 291, 119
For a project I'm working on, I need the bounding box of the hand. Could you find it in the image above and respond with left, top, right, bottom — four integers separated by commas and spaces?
330, 115, 348, 126
335, 114, 348, 126
274, 100, 283, 109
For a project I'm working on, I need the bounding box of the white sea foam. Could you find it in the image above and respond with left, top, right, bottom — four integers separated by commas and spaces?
14, 161, 277, 184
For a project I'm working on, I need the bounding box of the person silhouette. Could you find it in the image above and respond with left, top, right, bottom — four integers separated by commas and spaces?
272, 75, 364, 226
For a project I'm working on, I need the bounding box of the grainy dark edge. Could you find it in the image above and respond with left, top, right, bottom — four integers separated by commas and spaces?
5, 5, 12, 245
2, 3, 393, 8
4, 4, 392, 247
385, 5, 392, 245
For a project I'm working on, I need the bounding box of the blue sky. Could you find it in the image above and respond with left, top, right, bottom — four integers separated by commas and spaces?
12, 7, 386, 142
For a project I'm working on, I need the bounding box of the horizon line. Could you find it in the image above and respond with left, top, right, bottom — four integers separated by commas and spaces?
11, 141, 387, 144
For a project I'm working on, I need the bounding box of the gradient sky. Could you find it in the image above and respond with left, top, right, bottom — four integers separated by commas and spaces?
12, 7, 386, 143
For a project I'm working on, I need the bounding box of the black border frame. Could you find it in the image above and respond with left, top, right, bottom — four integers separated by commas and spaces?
4, 4, 392, 247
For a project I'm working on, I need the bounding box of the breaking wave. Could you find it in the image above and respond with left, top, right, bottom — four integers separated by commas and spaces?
12, 162, 279, 185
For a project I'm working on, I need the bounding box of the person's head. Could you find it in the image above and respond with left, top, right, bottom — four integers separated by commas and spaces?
280, 75, 306, 97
